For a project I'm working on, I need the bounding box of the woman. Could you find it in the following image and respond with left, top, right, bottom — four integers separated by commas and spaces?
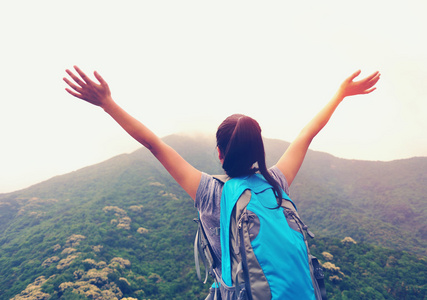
63, 66, 380, 297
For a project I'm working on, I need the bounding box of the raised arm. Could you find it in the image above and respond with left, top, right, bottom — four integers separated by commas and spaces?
276, 70, 381, 186
63, 66, 201, 200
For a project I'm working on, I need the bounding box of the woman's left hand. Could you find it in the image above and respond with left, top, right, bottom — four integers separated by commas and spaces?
338, 70, 381, 98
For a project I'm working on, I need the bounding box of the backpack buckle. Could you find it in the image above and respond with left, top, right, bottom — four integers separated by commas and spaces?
314, 266, 324, 280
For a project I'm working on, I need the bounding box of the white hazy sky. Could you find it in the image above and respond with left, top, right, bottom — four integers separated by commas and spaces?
1, 1, 426, 193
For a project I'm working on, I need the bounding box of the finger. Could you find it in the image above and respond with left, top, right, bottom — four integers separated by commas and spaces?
370, 72, 381, 82
361, 87, 377, 94
367, 71, 380, 78
368, 74, 381, 87
363, 73, 381, 88
65, 87, 85, 100
363, 71, 381, 84
347, 70, 362, 82
74, 65, 95, 85
94, 71, 109, 89
63, 77, 83, 92
66, 69, 86, 88
357, 72, 380, 90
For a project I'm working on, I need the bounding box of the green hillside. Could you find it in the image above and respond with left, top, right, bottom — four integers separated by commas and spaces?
287, 150, 427, 257
0, 134, 425, 299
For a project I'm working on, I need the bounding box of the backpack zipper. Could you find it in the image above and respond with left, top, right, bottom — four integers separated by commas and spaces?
238, 212, 248, 229
285, 209, 315, 238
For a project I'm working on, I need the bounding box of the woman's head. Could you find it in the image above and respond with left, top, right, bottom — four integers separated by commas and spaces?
216, 114, 264, 178
216, 114, 283, 204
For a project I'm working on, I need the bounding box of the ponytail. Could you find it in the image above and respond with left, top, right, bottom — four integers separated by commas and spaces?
216, 114, 283, 206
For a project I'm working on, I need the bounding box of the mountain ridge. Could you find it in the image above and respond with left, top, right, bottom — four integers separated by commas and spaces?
2, 134, 426, 256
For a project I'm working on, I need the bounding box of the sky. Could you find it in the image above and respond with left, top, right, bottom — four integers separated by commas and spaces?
1, 1, 426, 193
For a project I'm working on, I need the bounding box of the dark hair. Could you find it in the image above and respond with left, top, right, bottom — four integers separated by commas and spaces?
216, 114, 283, 206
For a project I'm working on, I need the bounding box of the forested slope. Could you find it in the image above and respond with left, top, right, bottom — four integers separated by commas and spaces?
0, 134, 425, 299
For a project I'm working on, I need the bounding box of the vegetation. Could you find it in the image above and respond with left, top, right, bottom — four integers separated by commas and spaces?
0, 134, 425, 299
308, 236, 426, 299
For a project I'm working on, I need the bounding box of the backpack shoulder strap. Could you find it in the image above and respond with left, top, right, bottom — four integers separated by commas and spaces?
193, 174, 228, 285
194, 217, 217, 284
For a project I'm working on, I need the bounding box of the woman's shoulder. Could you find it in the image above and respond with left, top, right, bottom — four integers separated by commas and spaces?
195, 172, 225, 209
269, 166, 290, 196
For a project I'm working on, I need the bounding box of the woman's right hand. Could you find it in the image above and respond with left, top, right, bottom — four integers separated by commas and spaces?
63, 66, 113, 108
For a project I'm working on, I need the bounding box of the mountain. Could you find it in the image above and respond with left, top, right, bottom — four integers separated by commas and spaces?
0, 134, 425, 299
280, 147, 427, 257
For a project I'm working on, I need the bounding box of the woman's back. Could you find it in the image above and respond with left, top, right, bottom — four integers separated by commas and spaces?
195, 166, 290, 278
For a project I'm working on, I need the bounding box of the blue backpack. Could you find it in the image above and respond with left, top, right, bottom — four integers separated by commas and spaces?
194, 174, 326, 300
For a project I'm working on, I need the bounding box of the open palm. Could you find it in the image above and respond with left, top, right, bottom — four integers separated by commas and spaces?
340, 70, 380, 97
63, 66, 112, 107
